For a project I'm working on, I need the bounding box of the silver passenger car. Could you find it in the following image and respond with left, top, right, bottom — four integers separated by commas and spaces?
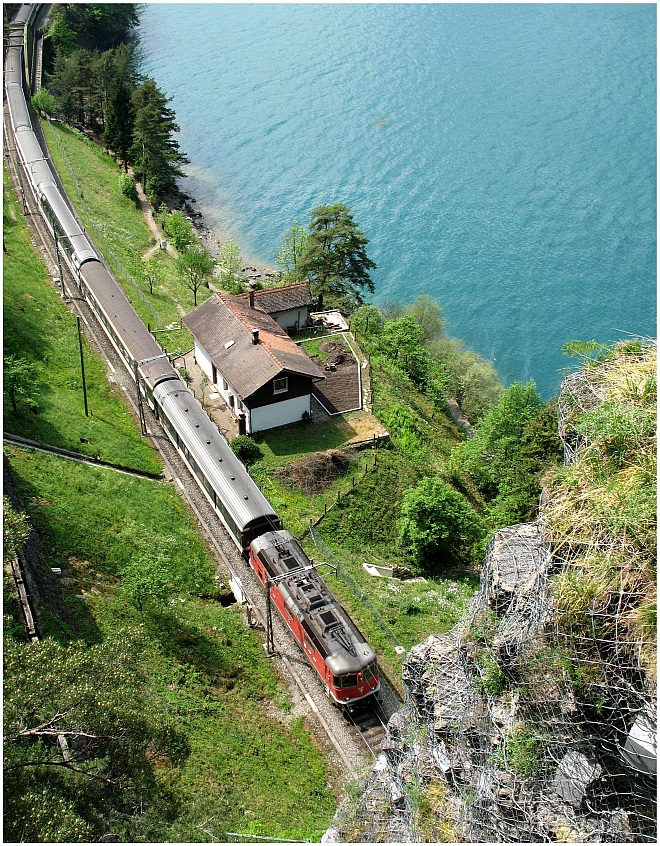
154, 380, 280, 549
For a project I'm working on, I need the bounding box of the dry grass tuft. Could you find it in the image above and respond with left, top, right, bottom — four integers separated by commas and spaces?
545, 339, 657, 675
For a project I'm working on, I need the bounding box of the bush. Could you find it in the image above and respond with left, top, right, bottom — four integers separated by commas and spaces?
397, 476, 486, 569
231, 435, 262, 465
164, 210, 195, 251
119, 172, 138, 203
31, 89, 57, 117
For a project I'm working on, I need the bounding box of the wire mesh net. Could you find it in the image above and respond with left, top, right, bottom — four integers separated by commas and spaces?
326, 342, 656, 843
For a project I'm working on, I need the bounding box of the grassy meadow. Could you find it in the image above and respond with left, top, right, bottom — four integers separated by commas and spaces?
3, 165, 161, 474
40, 119, 213, 354
5, 446, 337, 841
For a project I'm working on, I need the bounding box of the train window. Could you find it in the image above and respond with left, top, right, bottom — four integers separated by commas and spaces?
188, 454, 201, 480
203, 475, 215, 500
363, 663, 378, 682
162, 414, 177, 443
303, 633, 315, 653
333, 674, 358, 689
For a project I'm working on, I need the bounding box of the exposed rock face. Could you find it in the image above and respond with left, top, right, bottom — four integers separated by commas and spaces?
327, 521, 656, 842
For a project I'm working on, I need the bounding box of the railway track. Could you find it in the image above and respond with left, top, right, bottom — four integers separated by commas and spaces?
3, 101, 402, 775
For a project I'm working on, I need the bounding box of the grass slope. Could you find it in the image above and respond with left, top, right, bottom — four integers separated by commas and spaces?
3, 166, 337, 839
6, 446, 337, 840
40, 119, 213, 354
3, 166, 161, 474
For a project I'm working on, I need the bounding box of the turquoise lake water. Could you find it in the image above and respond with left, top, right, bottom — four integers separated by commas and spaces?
138, 3, 656, 398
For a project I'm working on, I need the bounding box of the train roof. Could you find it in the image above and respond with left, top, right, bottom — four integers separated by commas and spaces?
153, 380, 280, 533
79, 261, 177, 382
6, 82, 31, 131
5, 47, 24, 85
251, 530, 377, 675
12, 4, 35, 26
14, 125, 50, 171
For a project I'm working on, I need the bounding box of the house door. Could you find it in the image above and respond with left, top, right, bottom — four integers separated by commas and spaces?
212, 364, 217, 385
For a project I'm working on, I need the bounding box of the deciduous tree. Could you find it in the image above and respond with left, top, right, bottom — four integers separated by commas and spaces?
275, 220, 308, 281
177, 244, 216, 307
119, 552, 176, 613
217, 238, 243, 292
31, 89, 56, 117
406, 294, 446, 345
397, 476, 485, 569
3, 355, 35, 415
163, 209, 195, 251
3, 627, 185, 842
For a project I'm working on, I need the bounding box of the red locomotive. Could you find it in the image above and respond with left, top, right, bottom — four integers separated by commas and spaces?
249, 530, 380, 705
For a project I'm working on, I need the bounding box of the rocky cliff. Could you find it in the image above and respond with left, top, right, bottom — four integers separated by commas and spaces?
325, 341, 656, 843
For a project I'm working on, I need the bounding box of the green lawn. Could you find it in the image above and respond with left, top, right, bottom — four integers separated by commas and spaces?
3, 166, 161, 474
250, 418, 375, 537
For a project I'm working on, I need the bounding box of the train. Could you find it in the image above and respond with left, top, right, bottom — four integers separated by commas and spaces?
4, 4, 379, 706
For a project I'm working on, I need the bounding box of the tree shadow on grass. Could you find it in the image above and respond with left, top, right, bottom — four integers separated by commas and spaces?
144, 606, 245, 691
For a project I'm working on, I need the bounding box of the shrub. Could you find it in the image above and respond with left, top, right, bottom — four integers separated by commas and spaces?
397, 476, 486, 569
231, 435, 262, 465
119, 172, 138, 203
31, 89, 56, 117
164, 210, 195, 251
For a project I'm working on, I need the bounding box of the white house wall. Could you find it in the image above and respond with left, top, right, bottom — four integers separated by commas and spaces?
273, 307, 308, 332
194, 341, 214, 382
194, 340, 243, 413
249, 394, 311, 433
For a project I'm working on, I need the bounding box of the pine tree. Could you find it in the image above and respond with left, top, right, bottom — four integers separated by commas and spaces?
105, 77, 134, 170
298, 203, 376, 311
130, 78, 189, 202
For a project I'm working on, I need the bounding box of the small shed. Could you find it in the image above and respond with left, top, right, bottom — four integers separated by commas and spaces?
238, 283, 314, 334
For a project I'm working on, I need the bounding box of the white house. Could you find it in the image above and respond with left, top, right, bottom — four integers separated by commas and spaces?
182, 291, 324, 434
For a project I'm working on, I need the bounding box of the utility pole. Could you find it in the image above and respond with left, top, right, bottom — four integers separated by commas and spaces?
265, 578, 275, 656
133, 359, 147, 436
76, 316, 89, 417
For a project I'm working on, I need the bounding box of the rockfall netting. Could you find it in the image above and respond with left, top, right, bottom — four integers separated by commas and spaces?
325, 342, 656, 843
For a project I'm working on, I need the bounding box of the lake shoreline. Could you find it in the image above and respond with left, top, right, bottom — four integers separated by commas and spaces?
169, 185, 280, 285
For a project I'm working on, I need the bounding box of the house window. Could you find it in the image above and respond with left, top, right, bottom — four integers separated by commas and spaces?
273, 377, 288, 395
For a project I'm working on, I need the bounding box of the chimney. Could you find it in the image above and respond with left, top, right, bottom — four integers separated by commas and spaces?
249, 289, 255, 309
251, 328, 259, 345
